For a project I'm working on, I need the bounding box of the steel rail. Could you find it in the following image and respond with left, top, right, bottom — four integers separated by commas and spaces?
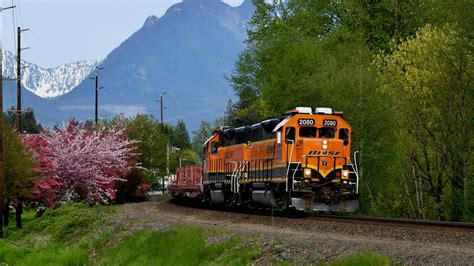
169, 198, 474, 230
307, 214, 474, 230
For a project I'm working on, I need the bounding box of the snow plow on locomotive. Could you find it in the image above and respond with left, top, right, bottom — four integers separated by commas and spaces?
170, 107, 360, 213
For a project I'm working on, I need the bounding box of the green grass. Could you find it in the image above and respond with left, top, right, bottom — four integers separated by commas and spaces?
0, 204, 261, 266
95, 226, 261, 266
328, 251, 391, 266
0, 203, 117, 265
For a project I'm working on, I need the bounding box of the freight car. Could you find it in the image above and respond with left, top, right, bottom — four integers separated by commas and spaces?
171, 107, 360, 213
169, 165, 202, 199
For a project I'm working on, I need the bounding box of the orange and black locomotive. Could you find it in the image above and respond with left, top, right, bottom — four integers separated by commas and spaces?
171, 107, 360, 212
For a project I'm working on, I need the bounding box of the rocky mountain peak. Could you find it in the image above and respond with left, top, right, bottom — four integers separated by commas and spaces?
142, 15, 159, 29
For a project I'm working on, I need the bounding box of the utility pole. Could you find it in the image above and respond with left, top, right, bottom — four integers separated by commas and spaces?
90, 66, 103, 125
1, 4, 17, 239
15, 27, 29, 133
165, 142, 169, 194
159, 91, 166, 129
165, 144, 179, 194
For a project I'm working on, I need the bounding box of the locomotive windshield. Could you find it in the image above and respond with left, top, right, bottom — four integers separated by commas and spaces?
318, 128, 336, 138
299, 127, 317, 138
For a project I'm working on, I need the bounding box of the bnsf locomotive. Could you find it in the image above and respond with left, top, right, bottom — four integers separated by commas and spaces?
169, 107, 360, 212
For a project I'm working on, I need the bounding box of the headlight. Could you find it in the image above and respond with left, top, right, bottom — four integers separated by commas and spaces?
342, 170, 349, 179
304, 168, 312, 178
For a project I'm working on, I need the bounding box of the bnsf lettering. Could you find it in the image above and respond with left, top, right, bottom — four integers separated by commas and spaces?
298, 119, 315, 126
308, 150, 341, 156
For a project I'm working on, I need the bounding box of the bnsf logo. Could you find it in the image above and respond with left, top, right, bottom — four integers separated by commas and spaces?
308, 150, 342, 156
298, 119, 314, 126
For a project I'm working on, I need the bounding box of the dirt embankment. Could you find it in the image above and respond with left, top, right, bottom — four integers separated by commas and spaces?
110, 200, 474, 265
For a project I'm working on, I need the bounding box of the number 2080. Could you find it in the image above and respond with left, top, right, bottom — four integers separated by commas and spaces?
298, 119, 314, 126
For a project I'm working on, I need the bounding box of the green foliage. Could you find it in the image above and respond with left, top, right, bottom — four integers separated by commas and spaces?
329, 251, 391, 266
337, 0, 427, 51
374, 24, 473, 221
423, 0, 474, 40
171, 120, 191, 150
4, 124, 36, 199
4, 107, 42, 134
96, 226, 260, 266
125, 114, 168, 172
179, 148, 201, 166
192, 120, 213, 157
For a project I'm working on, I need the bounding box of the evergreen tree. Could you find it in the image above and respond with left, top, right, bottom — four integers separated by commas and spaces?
3, 107, 42, 133
4, 124, 36, 228
172, 120, 191, 150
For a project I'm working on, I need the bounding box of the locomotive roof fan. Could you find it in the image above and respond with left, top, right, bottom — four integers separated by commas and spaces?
295, 107, 312, 114
315, 107, 333, 115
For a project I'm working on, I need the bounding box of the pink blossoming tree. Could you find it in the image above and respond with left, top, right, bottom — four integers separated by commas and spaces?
23, 119, 137, 205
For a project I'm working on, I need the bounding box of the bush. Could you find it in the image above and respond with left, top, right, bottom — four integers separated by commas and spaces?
114, 168, 150, 204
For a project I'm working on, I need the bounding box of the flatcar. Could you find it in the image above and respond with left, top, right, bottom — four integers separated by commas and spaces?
172, 107, 360, 213
169, 165, 202, 199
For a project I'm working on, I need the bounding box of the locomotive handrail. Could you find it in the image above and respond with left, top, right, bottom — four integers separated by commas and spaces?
285, 139, 295, 192
235, 160, 247, 195
292, 156, 306, 191
353, 151, 360, 194
229, 161, 238, 193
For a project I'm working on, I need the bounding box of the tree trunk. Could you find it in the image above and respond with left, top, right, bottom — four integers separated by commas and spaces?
451, 175, 464, 222
413, 165, 422, 219
435, 173, 445, 221
0, 201, 3, 238
15, 200, 22, 229
4, 199, 10, 227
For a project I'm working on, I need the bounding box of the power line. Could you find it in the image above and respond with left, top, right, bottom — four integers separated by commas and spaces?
29, 29, 77, 64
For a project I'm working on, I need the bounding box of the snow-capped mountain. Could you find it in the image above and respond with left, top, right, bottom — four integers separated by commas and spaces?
2, 49, 99, 98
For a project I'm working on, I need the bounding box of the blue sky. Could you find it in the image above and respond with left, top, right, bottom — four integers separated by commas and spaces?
2, 0, 244, 68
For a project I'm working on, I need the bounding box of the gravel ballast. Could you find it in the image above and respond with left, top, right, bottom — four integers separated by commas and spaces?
110, 201, 474, 265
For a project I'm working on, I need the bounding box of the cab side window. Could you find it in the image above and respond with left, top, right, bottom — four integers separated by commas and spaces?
339, 128, 349, 145
211, 141, 219, 154
285, 127, 295, 142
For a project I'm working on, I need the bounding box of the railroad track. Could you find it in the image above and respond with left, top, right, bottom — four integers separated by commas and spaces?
170, 198, 474, 230
306, 214, 474, 230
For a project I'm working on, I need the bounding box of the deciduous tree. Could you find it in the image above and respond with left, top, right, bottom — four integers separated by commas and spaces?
23, 119, 137, 204
374, 24, 473, 221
